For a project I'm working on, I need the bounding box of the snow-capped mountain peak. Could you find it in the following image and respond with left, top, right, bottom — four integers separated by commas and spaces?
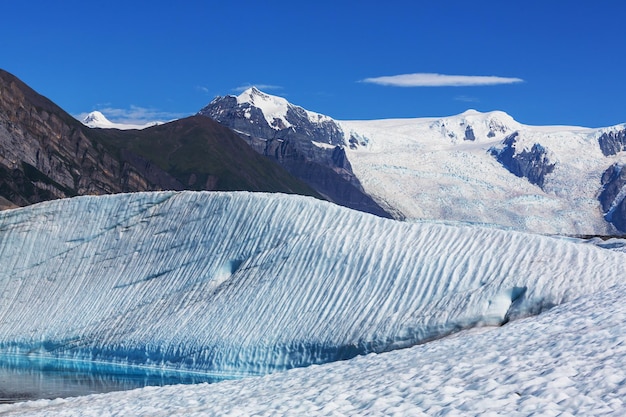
232, 87, 335, 130
200, 88, 346, 143
82, 111, 114, 128
197, 89, 388, 217
419, 109, 522, 143
235, 87, 292, 128
236, 86, 279, 106
79, 111, 162, 130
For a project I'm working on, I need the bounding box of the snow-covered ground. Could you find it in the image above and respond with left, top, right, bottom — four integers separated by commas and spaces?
0, 191, 624, 415
340, 112, 626, 234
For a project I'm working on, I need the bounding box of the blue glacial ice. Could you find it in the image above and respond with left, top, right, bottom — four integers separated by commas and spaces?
0, 191, 623, 377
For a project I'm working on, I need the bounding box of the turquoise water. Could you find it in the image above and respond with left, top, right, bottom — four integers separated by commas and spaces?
0, 355, 222, 403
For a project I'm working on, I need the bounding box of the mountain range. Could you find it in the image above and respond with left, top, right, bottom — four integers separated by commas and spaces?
200, 87, 626, 234
0, 69, 319, 209
2, 68, 625, 235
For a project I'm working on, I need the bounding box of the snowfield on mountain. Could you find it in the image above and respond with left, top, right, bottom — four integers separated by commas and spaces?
202, 88, 626, 234
339, 111, 626, 234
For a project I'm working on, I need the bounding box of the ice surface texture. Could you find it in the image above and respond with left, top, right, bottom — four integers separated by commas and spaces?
3, 282, 624, 416
0, 191, 624, 377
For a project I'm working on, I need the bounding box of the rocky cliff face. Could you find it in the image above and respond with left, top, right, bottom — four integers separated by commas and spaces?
490, 132, 556, 189
599, 163, 626, 231
598, 129, 626, 156
198, 88, 392, 218
597, 129, 626, 232
0, 70, 168, 206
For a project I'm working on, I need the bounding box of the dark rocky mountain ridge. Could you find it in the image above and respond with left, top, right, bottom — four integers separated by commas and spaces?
0, 70, 320, 209
599, 130, 626, 156
490, 132, 556, 189
599, 163, 626, 232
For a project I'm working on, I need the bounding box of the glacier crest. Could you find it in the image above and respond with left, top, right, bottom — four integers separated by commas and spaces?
0, 191, 624, 377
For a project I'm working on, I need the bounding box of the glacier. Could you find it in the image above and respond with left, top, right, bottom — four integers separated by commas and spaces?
198, 88, 626, 236
340, 113, 626, 234
203, 87, 626, 234
4, 281, 623, 416
0, 191, 624, 380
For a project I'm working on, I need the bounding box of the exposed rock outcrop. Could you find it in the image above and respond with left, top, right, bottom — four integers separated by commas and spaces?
598, 129, 626, 156
599, 163, 626, 232
490, 132, 556, 189
464, 125, 476, 141
0, 70, 146, 206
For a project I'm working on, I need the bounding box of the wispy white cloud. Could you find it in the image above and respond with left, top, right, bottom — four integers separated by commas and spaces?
76, 105, 188, 125
195, 85, 210, 94
232, 84, 283, 93
361, 73, 524, 87
455, 95, 480, 103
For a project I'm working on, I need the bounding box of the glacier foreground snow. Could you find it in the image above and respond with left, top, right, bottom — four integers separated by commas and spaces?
0, 191, 624, 381
4, 281, 624, 416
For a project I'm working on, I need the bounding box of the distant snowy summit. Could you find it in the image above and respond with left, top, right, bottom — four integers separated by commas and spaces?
199, 87, 392, 219
200, 88, 626, 235
201, 87, 347, 145
80, 111, 161, 130
235, 87, 337, 132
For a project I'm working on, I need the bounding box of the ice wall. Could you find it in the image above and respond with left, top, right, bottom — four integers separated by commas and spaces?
0, 191, 623, 377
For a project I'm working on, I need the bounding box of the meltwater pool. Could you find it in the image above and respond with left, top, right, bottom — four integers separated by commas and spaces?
0, 354, 222, 403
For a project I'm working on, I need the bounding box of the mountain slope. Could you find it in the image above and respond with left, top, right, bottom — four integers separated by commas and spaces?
201, 88, 626, 234
0, 69, 133, 205
199, 88, 392, 218
0, 70, 319, 207
92, 115, 322, 194
341, 113, 626, 234
0, 191, 623, 378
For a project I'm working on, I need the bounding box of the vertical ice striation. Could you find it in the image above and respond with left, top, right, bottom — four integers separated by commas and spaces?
0, 191, 624, 377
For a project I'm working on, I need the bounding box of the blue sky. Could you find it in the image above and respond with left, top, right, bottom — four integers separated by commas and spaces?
2, 1, 625, 127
